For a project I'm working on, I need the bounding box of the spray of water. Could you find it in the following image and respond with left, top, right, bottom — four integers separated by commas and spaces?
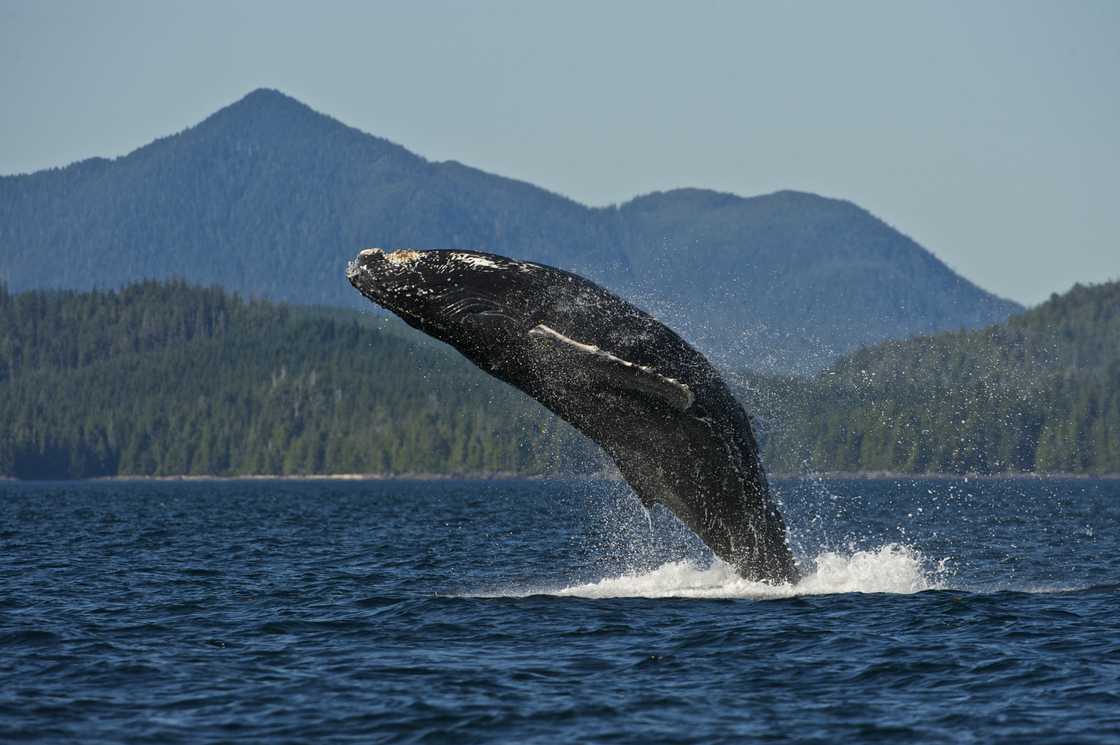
460, 479, 954, 600
467, 544, 946, 600
553, 544, 944, 599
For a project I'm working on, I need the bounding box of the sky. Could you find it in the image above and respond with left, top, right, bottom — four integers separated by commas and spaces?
1, 1, 1116, 305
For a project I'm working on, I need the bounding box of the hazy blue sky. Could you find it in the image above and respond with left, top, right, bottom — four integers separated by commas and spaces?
2, 1, 1116, 304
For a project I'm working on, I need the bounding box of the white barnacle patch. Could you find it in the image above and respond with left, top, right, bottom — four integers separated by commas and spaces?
529, 324, 694, 411
386, 249, 423, 266
450, 252, 503, 270
447, 252, 543, 273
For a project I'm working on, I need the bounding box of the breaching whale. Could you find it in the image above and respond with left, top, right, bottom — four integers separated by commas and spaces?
347, 248, 798, 584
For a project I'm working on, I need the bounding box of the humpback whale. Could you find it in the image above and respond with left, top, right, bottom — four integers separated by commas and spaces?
347, 248, 799, 584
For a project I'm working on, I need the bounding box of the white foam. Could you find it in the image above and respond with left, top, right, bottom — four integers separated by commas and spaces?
477, 544, 945, 600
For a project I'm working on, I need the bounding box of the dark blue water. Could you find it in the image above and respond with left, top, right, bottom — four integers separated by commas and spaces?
2, 478, 1118, 743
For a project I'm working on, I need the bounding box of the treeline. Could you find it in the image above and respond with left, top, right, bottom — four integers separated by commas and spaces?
1, 280, 1116, 479
0, 281, 595, 479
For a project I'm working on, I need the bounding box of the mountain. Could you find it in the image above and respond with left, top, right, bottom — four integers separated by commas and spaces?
0, 88, 1020, 371
613, 189, 1018, 371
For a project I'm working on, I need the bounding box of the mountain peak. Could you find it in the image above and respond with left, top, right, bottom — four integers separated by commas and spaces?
242, 87, 294, 101
231, 87, 310, 112
619, 187, 864, 226
200, 88, 326, 130
159, 87, 412, 163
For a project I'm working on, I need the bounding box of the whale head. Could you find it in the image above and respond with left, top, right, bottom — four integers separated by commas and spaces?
347, 248, 541, 350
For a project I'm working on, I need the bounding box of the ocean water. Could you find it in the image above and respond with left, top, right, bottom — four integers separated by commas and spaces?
1, 477, 1118, 743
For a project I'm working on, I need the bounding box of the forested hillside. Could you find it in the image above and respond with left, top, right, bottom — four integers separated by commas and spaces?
0, 282, 594, 479
1, 281, 1114, 480
0, 88, 1019, 371
760, 281, 1120, 474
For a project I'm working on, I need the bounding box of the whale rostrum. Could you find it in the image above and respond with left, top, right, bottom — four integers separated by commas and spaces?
347, 247, 799, 584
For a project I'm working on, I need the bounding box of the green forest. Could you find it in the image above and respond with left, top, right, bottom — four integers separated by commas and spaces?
756, 282, 1120, 474
1, 280, 1117, 479
0, 282, 595, 479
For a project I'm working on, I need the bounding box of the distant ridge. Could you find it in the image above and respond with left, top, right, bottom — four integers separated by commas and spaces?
0, 88, 1020, 371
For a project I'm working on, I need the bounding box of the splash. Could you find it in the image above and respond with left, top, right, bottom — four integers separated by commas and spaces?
497, 544, 946, 600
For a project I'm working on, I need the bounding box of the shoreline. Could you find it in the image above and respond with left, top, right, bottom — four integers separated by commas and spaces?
3, 471, 1118, 483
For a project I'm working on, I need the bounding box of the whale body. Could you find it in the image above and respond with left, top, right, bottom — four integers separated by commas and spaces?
347, 248, 798, 584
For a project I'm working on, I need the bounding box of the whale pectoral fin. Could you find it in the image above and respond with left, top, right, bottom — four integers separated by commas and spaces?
604, 357, 695, 412
529, 324, 694, 411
